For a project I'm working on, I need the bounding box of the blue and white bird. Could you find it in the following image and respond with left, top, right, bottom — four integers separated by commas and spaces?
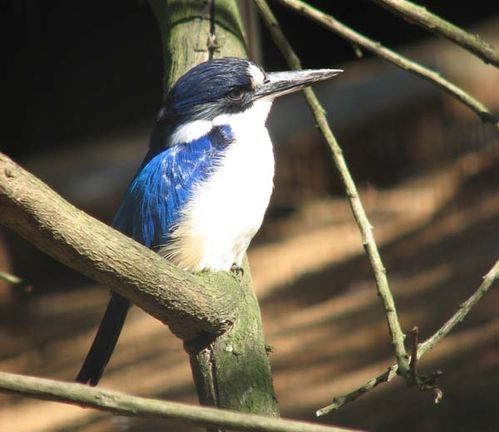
76, 57, 341, 385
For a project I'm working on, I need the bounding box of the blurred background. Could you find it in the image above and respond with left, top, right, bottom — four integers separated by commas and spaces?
0, 0, 498, 431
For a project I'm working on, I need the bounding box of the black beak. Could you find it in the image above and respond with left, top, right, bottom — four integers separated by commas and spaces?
253, 68, 342, 100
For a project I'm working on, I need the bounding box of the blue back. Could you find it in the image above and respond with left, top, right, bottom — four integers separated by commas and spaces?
112, 126, 233, 249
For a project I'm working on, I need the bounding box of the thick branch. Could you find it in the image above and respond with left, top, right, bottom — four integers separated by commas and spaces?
317, 259, 499, 415
148, 0, 279, 419
273, 0, 498, 127
0, 152, 240, 341
370, 0, 499, 67
256, 0, 411, 378
148, 0, 246, 90
0, 372, 360, 432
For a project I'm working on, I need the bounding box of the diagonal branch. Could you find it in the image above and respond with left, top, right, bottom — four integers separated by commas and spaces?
0, 269, 24, 285
370, 0, 499, 67
317, 259, 499, 415
417, 259, 499, 356
0, 152, 241, 341
0, 371, 360, 432
272, 0, 498, 128
255, 0, 411, 378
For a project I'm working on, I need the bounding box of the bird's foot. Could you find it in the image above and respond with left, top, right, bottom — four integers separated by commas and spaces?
230, 264, 244, 277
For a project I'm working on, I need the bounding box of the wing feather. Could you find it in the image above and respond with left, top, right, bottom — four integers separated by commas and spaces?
112, 128, 230, 248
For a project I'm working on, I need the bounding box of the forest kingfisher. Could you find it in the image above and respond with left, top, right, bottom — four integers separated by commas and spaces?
76, 57, 341, 385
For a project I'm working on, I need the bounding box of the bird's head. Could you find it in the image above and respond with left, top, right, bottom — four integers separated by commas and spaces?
153, 57, 341, 148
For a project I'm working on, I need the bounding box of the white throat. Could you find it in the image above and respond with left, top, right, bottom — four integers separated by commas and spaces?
169, 99, 273, 146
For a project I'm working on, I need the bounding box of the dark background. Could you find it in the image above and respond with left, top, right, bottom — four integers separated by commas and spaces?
1, 0, 496, 157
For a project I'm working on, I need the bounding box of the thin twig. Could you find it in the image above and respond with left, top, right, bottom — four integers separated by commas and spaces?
315, 366, 399, 417
256, 0, 411, 377
273, 0, 498, 127
409, 326, 419, 385
408, 325, 443, 402
0, 270, 24, 285
418, 259, 499, 357
317, 259, 499, 415
0, 372, 360, 432
370, 0, 499, 67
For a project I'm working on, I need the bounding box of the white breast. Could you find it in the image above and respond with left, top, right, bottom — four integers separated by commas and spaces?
160, 100, 275, 272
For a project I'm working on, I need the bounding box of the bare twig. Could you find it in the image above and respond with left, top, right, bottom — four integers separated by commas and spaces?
370, 0, 499, 67
266, 0, 498, 413
256, 0, 411, 377
317, 259, 499, 415
418, 260, 499, 357
315, 366, 399, 417
272, 0, 498, 127
415, 370, 444, 404
0, 270, 24, 285
408, 326, 444, 403
409, 326, 419, 384
0, 371, 360, 432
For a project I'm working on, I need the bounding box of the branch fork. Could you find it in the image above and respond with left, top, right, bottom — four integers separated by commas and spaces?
408, 326, 444, 403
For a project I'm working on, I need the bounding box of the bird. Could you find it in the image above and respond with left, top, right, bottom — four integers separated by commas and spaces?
76, 57, 341, 386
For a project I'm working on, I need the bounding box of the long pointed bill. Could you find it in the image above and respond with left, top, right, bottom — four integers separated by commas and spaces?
253, 69, 342, 100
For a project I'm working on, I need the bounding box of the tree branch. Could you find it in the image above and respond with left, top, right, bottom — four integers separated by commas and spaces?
370, 0, 499, 67
0, 372, 360, 432
255, 0, 411, 378
316, 366, 399, 417
0, 269, 24, 285
0, 152, 241, 341
272, 0, 498, 128
417, 259, 499, 357
147, 1, 280, 417
317, 259, 499, 415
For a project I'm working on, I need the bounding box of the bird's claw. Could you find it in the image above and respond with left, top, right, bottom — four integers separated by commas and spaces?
230, 264, 244, 277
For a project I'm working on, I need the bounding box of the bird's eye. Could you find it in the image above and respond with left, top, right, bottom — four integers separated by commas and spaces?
227, 88, 244, 101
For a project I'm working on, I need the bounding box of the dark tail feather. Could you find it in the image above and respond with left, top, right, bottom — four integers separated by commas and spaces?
76, 293, 130, 386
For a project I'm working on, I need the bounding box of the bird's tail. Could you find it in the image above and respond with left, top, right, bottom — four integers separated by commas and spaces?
76, 293, 130, 386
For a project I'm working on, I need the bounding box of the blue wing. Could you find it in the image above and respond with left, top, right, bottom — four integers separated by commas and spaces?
112, 126, 232, 249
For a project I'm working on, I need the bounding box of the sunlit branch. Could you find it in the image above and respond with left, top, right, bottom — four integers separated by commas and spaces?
256, 0, 411, 378
273, 0, 498, 128
317, 259, 499, 415
370, 0, 499, 67
0, 372, 359, 432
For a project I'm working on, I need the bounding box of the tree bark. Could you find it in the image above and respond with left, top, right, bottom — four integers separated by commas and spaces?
148, 0, 279, 424
0, 152, 238, 341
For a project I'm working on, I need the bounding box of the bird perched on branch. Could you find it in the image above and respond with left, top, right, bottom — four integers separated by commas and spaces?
76, 57, 341, 385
